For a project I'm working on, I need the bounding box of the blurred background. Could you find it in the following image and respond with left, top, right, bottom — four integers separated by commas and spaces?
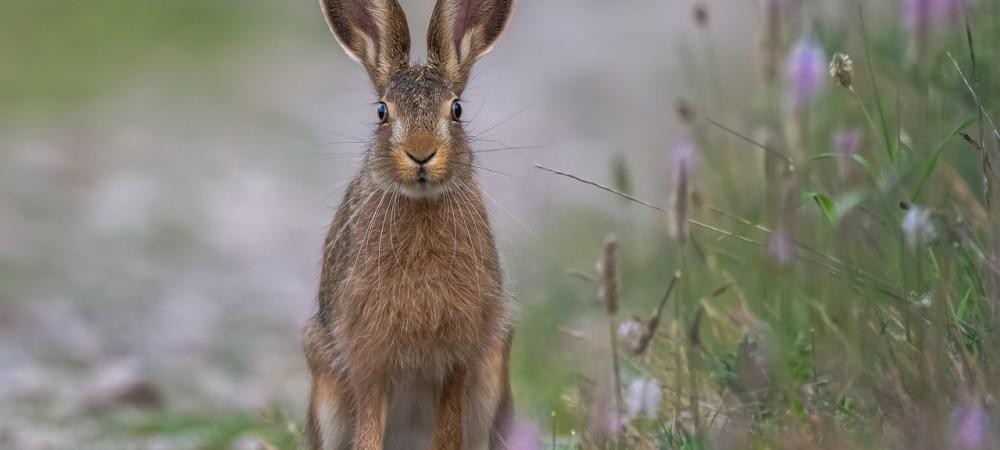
3, 0, 999, 448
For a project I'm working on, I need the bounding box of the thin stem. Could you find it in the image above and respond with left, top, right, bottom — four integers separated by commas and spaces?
946, 52, 1000, 143
653, 272, 682, 325
536, 163, 904, 298
600, 235, 623, 450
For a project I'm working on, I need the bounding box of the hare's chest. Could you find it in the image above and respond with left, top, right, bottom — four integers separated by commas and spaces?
346, 218, 499, 355
359, 231, 498, 327
333, 197, 503, 367
366, 208, 498, 293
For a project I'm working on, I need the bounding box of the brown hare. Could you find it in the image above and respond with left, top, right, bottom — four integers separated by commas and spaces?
303, 0, 517, 449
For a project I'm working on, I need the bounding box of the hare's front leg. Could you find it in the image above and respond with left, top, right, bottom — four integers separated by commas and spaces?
350, 375, 389, 450
464, 335, 514, 450
306, 370, 352, 450
304, 318, 354, 450
431, 368, 467, 450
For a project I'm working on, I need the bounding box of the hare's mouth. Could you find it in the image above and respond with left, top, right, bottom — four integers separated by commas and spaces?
397, 179, 451, 199
392, 150, 451, 199
416, 166, 431, 184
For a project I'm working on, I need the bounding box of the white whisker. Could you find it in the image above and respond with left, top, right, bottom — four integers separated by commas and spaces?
455, 179, 513, 286
344, 185, 392, 290
479, 186, 543, 244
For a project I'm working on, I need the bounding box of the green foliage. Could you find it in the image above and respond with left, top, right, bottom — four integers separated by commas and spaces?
512, 2, 1000, 448
0, 0, 286, 117
122, 410, 301, 449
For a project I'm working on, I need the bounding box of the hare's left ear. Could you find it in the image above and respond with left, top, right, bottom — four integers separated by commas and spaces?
426, 0, 515, 93
321, 0, 411, 91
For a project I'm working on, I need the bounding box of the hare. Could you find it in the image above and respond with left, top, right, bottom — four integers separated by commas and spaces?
303, 0, 517, 449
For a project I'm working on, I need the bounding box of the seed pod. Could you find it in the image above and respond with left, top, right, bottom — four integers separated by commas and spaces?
829, 52, 854, 90
693, 2, 709, 27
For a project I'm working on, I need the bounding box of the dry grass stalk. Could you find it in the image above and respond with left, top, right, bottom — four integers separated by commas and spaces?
600, 234, 624, 449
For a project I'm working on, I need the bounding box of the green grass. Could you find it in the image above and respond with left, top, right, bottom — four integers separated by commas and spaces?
510, 2, 1000, 448
0, 0, 286, 118
116, 409, 301, 449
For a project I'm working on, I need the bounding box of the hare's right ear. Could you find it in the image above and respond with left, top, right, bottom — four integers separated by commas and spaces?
320, 0, 411, 91
426, 0, 516, 92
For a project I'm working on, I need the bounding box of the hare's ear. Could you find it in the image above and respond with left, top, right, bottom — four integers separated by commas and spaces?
320, 0, 411, 90
426, 0, 515, 92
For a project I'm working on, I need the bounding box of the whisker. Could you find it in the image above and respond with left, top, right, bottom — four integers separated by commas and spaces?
472, 145, 545, 154
324, 177, 394, 258
450, 184, 484, 301
446, 191, 461, 272
308, 178, 355, 219
387, 188, 410, 285
375, 186, 397, 297
307, 140, 370, 147
472, 143, 543, 166
314, 126, 366, 143
454, 180, 495, 243
478, 185, 543, 244
466, 162, 549, 192
466, 98, 488, 126
344, 185, 392, 288
469, 105, 531, 140
297, 150, 366, 156
456, 180, 518, 282
295, 154, 366, 165
346, 111, 378, 131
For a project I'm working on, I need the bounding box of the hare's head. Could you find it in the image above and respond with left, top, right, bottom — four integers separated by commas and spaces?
321, 0, 515, 198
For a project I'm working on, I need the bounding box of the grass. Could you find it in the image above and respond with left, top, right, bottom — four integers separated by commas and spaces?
117, 409, 301, 449
511, 1, 1000, 448
0, 0, 287, 119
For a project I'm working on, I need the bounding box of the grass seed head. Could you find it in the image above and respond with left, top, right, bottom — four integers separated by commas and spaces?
829, 52, 854, 90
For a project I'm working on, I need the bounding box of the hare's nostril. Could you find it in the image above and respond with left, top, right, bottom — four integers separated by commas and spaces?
405, 150, 437, 166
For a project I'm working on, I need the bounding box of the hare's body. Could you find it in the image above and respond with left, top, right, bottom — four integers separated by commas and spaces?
304, 175, 513, 449
314, 176, 507, 377
304, 0, 517, 448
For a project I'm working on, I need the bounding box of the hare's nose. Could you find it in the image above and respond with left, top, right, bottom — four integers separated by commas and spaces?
406, 150, 437, 166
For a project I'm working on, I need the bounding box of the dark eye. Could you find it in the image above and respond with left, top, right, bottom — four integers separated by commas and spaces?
451, 101, 462, 121
376, 102, 388, 123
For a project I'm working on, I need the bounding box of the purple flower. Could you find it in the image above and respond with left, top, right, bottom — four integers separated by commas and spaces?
902, 0, 967, 30
833, 129, 863, 158
501, 418, 541, 450
953, 401, 992, 449
769, 226, 793, 265
625, 377, 662, 420
667, 139, 699, 181
834, 129, 863, 179
667, 139, 699, 241
589, 388, 622, 444
784, 38, 827, 109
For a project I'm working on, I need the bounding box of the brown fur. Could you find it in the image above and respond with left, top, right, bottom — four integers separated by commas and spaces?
305, 0, 517, 449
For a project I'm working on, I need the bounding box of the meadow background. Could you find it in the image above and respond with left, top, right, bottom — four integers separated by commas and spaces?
2, 0, 999, 448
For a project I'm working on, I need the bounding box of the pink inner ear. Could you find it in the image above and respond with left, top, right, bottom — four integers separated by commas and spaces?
452, 0, 481, 57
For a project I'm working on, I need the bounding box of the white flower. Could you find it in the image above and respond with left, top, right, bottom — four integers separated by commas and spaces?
625, 377, 662, 420
617, 318, 645, 354
902, 206, 938, 250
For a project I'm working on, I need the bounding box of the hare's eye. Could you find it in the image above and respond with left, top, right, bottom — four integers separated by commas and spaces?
451, 101, 462, 121
376, 102, 388, 123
